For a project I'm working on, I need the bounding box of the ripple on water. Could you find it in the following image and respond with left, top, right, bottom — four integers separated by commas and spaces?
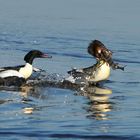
0, 132, 139, 140
0, 1, 140, 138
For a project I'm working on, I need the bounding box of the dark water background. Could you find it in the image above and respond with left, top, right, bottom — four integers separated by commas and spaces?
0, 0, 140, 139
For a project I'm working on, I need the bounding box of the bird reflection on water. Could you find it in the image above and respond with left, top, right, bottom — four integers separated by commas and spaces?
0, 84, 47, 114
83, 86, 113, 120
0, 72, 113, 118
26, 73, 113, 120
20, 85, 49, 114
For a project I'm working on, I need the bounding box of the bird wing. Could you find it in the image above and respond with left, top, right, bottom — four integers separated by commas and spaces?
68, 64, 97, 77
0, 65, 24, 72
67, 68, 84, 78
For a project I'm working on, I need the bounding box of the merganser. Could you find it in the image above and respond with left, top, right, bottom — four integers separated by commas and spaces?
67, 60, 110, 85
66, 40, 125, 85
0, 50, 52, 86
88, 40, 125, 71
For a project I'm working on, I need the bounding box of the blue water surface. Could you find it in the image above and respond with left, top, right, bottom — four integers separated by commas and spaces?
0, 0, 140, 139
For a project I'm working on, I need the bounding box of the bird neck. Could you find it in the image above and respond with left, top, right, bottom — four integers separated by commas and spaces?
96, 60, 106, 68
26, 58, 34, 65
19, 63, 33, 79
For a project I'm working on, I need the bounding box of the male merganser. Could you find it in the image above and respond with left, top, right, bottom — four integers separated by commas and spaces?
0, 50, 52, 86
67, 40, 125, 85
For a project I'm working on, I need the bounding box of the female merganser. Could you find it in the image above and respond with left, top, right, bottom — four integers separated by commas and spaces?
88, 40, 125, 71
0, 50, 52, 86
67, 40, 125, 85
67, 59, 110, 85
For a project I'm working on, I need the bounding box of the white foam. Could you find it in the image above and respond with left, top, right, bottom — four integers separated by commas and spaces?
65, 75, 76, 83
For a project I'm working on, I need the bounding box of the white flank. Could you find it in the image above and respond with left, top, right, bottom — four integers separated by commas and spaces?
0, 70, 24, 78
19, 63, 33, 79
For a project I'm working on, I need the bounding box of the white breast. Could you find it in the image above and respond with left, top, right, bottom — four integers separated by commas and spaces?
19, 63, 33, 79
88, 62, 110, 82
0, 70, 24, 78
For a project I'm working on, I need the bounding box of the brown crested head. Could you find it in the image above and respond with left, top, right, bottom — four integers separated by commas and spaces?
88, 40, 112, 61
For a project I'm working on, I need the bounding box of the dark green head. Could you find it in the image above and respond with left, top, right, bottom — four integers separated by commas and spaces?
24, 50, 52, 64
